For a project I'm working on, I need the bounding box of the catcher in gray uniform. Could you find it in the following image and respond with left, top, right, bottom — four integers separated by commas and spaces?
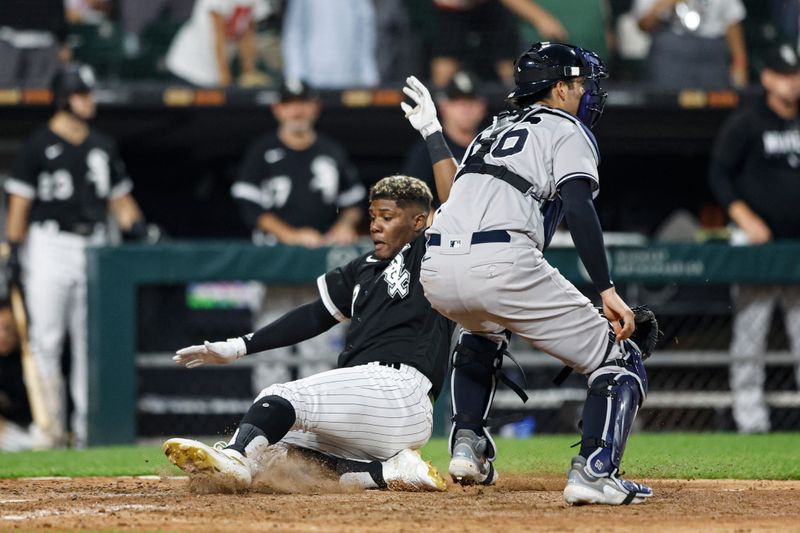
401, 42, 660, 505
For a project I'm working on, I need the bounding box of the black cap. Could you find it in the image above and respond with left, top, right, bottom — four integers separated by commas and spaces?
52, 62, 96, 108
278, 79, 317, 102
443, 71, 479, 99
762, 43, 800, 74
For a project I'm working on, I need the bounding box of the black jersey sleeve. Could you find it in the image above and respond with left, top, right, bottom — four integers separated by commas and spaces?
316, 256, 360, 321
232, 139, 268, 226
709, 109, 751, 208
242, 299, 338, 354
332, 145, 365, 209
5, 138, 41, 200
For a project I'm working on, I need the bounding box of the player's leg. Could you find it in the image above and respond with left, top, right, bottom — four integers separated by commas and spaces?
562, 338, 653, 505
166, 364, 434, 488
449, 245, 654, 503
24, 227, 72, 447
259, 364, 433, 460
730, 285, 775, 433
446, 329, 510, 486
67, 267, 89, 447
291, 447, 446, 491
420, 243, 527, 485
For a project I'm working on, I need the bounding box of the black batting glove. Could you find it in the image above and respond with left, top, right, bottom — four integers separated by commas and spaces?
4, 242, 22, 287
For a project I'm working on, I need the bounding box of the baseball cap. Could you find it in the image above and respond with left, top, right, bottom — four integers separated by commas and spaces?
443, 71, 480, 100
278, 79, 318, 102
762, 43, 800, 74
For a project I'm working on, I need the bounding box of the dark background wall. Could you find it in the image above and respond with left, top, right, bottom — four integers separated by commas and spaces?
0, 83, 750, 239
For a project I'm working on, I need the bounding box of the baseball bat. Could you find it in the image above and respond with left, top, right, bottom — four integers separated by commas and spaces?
9, 284, 56, 436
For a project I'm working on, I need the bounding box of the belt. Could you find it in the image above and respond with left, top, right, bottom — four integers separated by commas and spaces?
377, 362, 435, 403
427, 230, 510, 247
38, 220, 102, 237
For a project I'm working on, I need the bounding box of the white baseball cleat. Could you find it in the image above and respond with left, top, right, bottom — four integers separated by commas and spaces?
163, 438, 252, 489
382, 449, 447, 491
563, 455, 653, 505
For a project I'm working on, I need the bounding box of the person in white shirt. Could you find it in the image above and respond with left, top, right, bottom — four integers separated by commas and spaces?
633, 0, 748, 89
166, 0, 270, 87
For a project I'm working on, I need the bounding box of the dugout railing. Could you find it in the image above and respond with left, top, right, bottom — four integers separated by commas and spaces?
86, 240, 800, 445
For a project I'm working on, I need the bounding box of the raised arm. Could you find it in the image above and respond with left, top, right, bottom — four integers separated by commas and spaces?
401, 76, 457, 204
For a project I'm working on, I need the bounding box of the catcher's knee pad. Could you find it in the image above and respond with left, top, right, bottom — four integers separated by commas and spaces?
579, 340, 648, 477
449, 333, 506, 459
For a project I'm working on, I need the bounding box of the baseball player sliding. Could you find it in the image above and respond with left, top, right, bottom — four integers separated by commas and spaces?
401, 42, 660, 504
164, 175, 455, 491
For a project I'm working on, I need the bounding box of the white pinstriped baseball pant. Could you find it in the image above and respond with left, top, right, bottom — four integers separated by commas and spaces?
247, 362, 433, 462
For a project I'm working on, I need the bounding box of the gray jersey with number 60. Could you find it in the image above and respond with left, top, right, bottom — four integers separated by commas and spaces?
430, 104, 601, 251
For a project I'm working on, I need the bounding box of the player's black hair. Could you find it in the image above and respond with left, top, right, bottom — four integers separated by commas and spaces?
369, 175, 432, 213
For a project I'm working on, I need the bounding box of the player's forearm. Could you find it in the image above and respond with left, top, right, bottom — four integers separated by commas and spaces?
725, 23, 748, 71
638, 0, 676, 32
499, 0, 546, 23
211, 12, 231, 85
5, 195, 32, 243
560, 179, 613, 292
241, 299, 338, 355
238, 22, 257, 74
335, 207, 362, 228
426, 131, 457, 203
257, 212, 298, 243
109, 194, 144, 231
727, 200, 761, 228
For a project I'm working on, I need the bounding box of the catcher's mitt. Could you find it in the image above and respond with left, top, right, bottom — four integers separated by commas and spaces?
628, 305, 662, 360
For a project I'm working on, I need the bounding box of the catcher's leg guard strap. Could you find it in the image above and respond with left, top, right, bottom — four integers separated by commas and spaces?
228, 395, 296, 455
450, 334, 503, 457
579, 340, 648, 477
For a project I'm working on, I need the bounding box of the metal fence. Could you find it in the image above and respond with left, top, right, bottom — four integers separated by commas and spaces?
135, 280, 800, 439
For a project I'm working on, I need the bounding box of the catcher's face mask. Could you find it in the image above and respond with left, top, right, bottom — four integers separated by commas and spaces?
575, 48, 608, 129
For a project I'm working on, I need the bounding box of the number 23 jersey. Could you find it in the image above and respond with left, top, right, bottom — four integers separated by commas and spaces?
5, 126, 133, 227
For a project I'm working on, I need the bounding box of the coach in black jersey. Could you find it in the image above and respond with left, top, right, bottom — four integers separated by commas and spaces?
231, 79, 367, 389
232, 79, 365, 247
165, 174, 456, 491
709, 43, 800, 434
2, 63, 152, 448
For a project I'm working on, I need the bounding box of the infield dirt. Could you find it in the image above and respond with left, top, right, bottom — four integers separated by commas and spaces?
1, 476, 799, 532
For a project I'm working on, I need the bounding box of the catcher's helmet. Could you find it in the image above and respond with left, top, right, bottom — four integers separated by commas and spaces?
508, 42, 608, 128
52, 62, 96, 109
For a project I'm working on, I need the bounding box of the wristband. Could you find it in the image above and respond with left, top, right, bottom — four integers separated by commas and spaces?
425, 131, 454, 164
